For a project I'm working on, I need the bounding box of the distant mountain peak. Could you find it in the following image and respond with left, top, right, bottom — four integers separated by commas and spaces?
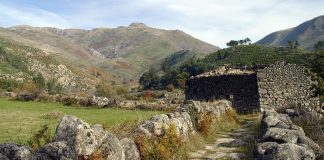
129, 22, 148, 28
257, 15, 324, 50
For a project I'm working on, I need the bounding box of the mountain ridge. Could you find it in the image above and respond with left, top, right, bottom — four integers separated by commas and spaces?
257, 15, 324, 50
1, 23, 219, 79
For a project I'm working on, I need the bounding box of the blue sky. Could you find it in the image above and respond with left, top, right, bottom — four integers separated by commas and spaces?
0, 0, 323, 48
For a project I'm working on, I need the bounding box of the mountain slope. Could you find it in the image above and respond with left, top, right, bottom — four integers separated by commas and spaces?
0, 37, 118, 94
2, 23, 219, 80
257, 15, 324, 50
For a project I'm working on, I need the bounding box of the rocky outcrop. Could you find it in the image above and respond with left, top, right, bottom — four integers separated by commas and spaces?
255, 109, 323, 160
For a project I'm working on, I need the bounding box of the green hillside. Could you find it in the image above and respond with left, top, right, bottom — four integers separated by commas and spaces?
140, 45, 324, 98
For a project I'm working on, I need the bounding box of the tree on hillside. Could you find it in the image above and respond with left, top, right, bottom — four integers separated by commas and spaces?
227, 38, 251, 47
287, 40, 299, 49
314, 41, 324, 51
239, 40, 244, 45
226, 40, 239, 47
244, 37, 251, 44
139, 68, 160, 89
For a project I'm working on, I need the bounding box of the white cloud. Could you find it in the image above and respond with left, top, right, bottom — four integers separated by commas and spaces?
0, 3, 71, 28
0, 0, 323, 48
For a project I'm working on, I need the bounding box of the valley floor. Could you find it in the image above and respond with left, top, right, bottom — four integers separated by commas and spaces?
0, 99, 162, 144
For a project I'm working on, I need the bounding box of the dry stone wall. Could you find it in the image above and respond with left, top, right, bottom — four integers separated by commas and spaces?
257, 62, 319, 111
185, 74, 260, 113
185, 62, 319, 112
255, 109, 323, 160
0, 100, 234, 160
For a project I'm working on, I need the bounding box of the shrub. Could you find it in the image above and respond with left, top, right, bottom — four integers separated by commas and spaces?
95, 82, 114, 97
143, 90, 152, 99
47, 79, 64, 95
32, 73, 45, 89
290, 106, 324, 149
197, 113, 214, 136
115, 86, 128, 95
0, 79, 19, 91
166, 84, 175, 92
152, 91, 165, 98
61, 96, 78, 106
135, 124, 183, 160
177, 79, 186, 89
36, 93, 52, 102
78, 97, 92, 107
27, 125, 52, 150
20, 82, 38, 93
19, 82, 41, 101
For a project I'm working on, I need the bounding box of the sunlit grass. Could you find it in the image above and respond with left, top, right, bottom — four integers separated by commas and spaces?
0, 98, 163, 144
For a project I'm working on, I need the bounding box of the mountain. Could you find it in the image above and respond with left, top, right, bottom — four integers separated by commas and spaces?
0, 23, 219, 80
257, 15, 324, 50
0, 37, 118, 94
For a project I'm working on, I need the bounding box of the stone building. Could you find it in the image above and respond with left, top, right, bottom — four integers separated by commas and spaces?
257, 61, 319, 111
185, 62, 319, 112
185, 66, 260, 112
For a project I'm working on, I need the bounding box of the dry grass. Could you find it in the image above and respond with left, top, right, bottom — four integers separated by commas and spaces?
135, 124, 183, 160
277, 104, 324, 149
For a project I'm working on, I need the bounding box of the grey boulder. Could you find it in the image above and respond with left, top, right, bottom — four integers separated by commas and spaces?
0, 143, 33, 160
121, 138, 140, 160
33, 141, 75, 160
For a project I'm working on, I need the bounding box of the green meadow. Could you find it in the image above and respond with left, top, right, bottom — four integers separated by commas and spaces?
0, 99, 162, 144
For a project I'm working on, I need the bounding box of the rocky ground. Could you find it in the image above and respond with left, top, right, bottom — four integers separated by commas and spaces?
188, 121, 256, 160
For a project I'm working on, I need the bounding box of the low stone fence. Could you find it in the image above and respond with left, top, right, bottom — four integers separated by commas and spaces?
134, 100, 234, 140
254, 109, 323, 160
0, 100, 235, 160
0, 115, 141, 160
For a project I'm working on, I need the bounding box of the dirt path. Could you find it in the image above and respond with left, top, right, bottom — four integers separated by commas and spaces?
188, 121, 256, 160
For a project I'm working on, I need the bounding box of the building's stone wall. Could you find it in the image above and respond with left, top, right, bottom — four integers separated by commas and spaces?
185, 73, 260, 113
257, 62, 319, 111
185, 62, 320, 112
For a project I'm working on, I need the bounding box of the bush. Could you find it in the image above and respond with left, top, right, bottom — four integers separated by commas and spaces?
18, 82, 41, 101
36, 93, 52, 102
288, 105, 324, 149
32, 73, 45, 89
115, 86, 128, 95
197, 113, 214, 136
143, 90, 152, 99
60, 96, 78, 106
166, 84, 175, 92
152, 91, 165, 99
135, 124, 183, 160
21, 82, 39, 93
0, 79, 19, 91
95, 82, 114, 97
47, 79, 64, 95
78, 97, 92, 107
27, 125, 52, 150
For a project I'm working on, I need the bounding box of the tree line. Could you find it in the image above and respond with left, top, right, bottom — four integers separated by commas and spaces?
226, 37, 251, 47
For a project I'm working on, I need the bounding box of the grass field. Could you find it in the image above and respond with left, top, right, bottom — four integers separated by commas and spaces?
0, 99, 163, 144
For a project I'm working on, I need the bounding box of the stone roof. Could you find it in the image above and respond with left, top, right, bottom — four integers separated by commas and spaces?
191, 66, 255, 79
